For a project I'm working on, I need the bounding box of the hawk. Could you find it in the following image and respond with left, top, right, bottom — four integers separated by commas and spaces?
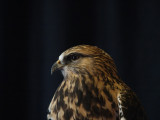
47, 45, 147, 120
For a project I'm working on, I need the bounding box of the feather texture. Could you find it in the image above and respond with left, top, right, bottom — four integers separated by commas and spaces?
48, 45, 147, 120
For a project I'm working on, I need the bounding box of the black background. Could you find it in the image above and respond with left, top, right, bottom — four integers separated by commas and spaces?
1, 0, 160, 120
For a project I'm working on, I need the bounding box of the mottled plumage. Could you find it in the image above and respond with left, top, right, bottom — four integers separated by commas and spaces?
48, 45, 147, 120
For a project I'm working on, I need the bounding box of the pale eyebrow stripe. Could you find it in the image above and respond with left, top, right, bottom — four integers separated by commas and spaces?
59, 53, 64, 62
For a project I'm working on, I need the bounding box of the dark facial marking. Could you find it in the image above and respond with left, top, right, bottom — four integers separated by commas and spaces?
63, 52, 89, 64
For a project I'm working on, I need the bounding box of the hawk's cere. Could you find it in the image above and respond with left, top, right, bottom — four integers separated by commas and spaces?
48, 45, 147, 120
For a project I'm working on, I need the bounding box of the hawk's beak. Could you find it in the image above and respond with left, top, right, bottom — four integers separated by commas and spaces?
51, 60, 63, 74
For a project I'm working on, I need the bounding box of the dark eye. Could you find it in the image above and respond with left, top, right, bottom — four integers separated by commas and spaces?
64, 53, 87, 64
67, 54, 80, 61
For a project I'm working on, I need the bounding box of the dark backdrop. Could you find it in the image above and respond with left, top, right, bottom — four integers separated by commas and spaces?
1, 0, 160, 120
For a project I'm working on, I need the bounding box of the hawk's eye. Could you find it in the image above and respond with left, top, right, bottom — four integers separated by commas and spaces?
69, 54, 79, 61
66, 53, 81, 61
71, 54, 79, 60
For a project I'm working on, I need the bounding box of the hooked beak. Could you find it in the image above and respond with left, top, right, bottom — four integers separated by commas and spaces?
51, 60, 64, 74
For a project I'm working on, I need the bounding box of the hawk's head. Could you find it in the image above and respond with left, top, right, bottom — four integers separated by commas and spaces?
51, 45, 117, 78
